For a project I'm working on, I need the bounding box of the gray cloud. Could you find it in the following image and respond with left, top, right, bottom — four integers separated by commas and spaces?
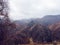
9, 0, 60, 20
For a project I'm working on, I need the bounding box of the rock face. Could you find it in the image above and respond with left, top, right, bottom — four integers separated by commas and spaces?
49, 22, 60, 41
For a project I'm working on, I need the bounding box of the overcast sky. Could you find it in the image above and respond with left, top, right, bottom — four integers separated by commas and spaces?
9, 0, 60, 20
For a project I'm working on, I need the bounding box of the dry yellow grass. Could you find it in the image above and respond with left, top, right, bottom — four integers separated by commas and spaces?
18, 40, 60, 45
18, 43, 59, 45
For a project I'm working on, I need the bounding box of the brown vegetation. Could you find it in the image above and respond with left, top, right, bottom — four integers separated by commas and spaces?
1, 0, 60, 45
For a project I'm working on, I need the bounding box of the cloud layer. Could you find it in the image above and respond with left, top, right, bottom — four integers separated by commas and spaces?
9, 0, 60, 20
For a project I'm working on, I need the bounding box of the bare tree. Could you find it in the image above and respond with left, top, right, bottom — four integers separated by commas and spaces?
0, 0, 9, 45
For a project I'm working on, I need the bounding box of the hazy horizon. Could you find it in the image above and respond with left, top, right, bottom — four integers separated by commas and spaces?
9, 0, 60, 20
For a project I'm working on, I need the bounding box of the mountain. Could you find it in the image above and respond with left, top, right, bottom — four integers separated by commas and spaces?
6, 15, 60, 45
14, 15, 60, 26
30, 24, 52, 43
49, 22, 60, 41
40, 15, 60, 25
19, 22, 52, 43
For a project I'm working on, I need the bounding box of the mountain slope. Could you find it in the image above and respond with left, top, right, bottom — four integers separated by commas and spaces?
15, 15, 60, 26
49, 22, 60, 41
